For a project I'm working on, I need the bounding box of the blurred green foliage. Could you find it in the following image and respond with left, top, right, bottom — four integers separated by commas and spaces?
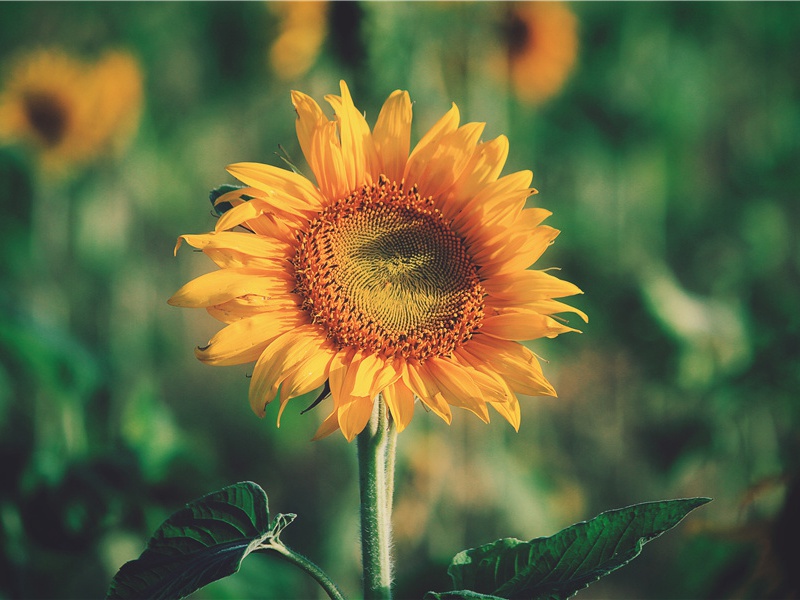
0, 2, 798, 599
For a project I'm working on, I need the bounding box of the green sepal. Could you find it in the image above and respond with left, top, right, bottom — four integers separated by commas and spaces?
106, 481, 294, 600
432, 497, 711, 600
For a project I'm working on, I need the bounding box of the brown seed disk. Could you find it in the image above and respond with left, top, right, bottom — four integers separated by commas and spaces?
293, 176, 485, 361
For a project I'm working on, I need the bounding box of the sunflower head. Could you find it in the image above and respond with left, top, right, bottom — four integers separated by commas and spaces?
0, 48, 143, 172
268, 1, 328, 80
503, 2, 579, 105
170, 81, 586, 441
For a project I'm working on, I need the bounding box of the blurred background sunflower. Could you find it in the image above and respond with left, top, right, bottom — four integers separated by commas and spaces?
0, 2, 798, 599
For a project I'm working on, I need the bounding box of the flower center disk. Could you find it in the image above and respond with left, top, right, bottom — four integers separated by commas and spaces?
294, 177, 485, 361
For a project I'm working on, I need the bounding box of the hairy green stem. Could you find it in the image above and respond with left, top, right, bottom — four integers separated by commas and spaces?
266, 541, 347, 600
357, 397, 394, 600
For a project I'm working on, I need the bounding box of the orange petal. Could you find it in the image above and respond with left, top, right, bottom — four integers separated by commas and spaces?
489, 394, 521, 431
345, 352, 385, 398
453, 351, 519, 431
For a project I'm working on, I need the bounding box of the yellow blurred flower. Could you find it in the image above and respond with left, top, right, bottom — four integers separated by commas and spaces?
267, 1, 328, 80
0, 48, 143, 172
170, 81, 585, 441
504, 2, 579, 105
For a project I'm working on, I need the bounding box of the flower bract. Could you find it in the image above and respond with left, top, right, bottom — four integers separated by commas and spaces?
170, 81, 586, 441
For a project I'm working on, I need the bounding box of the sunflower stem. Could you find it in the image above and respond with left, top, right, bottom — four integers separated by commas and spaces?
357, 397, 394, 600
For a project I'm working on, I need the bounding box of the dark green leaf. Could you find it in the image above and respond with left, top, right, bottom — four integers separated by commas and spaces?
107, 481, 294, 600
443, 497, 711, 600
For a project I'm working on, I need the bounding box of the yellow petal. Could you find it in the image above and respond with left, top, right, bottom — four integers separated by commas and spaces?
338, 396, 375, 442
443, 135, 509, 219
312, 409, 341, 440
453, 170, 535, 234
407, 122, 485, 198
382, 379, 415, 432
214, 198, 300, 243
475, 225, 561, 277
521, 299, 589, 323
248, 324, 325, 417
291, 89, 328, 174
212, 187, 309, 224
226, 162, 325, 210
459, 335, 557, 398
489, 394, 521, 431
277, 341, 337, 424
310, 120, 349, 201
481, 310, 580, 341
484, 269, 583, 302
425, 357, 490, 423
206, 294, 301, 324
345, 352, 384, 398
325, 80, 379, 189
403, 361, 452, 424
168, 268, 294, 308
328, 347, 357, 408
403, 103, 460, 182
373, 90, 412, 182
177, 232, 292, 269
194, 309, 306, 366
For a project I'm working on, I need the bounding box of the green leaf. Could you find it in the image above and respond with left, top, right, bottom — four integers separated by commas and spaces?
440, 497, 711, 600
424, 591, 504, 600
107, 481, 294, 600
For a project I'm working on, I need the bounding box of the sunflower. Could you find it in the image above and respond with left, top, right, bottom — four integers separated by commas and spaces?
267, 1, 328, 80
170, 81, 586, 441
504, 2, 579, 105
0, 48, 142, 171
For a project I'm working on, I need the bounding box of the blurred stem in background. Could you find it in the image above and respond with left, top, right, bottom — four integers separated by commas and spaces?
357, 397, 395, 600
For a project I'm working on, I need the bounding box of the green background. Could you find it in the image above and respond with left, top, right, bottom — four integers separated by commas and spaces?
1, 2, 798, 598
